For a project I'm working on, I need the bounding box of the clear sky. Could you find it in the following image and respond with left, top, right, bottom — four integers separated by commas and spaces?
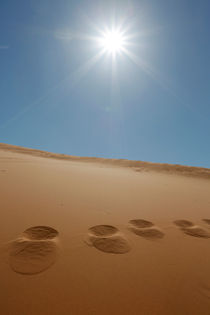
1, 0, 210, 168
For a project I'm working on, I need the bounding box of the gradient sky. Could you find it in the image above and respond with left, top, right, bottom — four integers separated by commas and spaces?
1, 0, 210, 167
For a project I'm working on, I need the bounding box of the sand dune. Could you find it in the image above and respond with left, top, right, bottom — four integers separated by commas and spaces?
1, 142, 210, 179
0, 143, 210, 314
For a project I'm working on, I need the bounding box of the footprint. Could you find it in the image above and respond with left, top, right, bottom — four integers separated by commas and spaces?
182, 227, 210, 239
130, 228, 165, 239
92, 237, 131, 254
9, 226, 59, 275
9, 239, 58, 275
23, 226, 59, 240
174, 220, 210, 239
173, 220, 194, 228
129, 219, 164, 240
202, 219, 210, 225
0, 169, 8, 173
85, 225, 131, 254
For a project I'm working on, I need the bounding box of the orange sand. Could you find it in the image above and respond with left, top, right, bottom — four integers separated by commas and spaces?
0, 143, 210, 315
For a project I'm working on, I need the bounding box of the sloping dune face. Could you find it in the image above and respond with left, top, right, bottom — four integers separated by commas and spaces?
0, 143, 210, 315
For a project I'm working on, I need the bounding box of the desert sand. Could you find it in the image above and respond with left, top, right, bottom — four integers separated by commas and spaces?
0, 143, 210, 315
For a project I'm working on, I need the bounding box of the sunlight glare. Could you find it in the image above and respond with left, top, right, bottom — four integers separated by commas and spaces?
99, 30, 125, 54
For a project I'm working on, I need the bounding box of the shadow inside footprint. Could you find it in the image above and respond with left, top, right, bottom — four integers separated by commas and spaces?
92, 237, 131, 254
173, 220, 194, 228
23, 226, 59, 240
89, 225, 118, 237
202, 219, 210, 225
0, 169, 8, 173
182, 227, 210, 239
9, 239, 58, 275
129, 219, 154, 228
130, 228, 165, 239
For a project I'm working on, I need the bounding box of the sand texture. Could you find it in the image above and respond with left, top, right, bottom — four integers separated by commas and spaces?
0, 143, 210, 314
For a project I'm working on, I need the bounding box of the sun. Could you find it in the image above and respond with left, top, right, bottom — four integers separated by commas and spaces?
99, 30, 125, 54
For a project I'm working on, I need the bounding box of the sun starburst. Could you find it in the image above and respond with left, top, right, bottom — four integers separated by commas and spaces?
98, 30, 125, 55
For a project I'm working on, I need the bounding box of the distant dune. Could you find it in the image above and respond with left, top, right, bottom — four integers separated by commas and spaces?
1, 143, 210, 179
1, 143, 210, 314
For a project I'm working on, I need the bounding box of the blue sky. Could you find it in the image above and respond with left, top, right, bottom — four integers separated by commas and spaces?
1, 0, 210, 167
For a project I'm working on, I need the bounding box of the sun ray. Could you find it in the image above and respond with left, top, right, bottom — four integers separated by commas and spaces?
122, 47, 197, 115
0, 50, 104, 129
122, 47, 170, 90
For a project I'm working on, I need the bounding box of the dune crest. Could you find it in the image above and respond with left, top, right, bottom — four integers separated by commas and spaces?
1, 142, 210, 179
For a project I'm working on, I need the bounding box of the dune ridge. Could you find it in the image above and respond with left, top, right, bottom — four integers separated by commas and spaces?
0, 143, 210, 179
